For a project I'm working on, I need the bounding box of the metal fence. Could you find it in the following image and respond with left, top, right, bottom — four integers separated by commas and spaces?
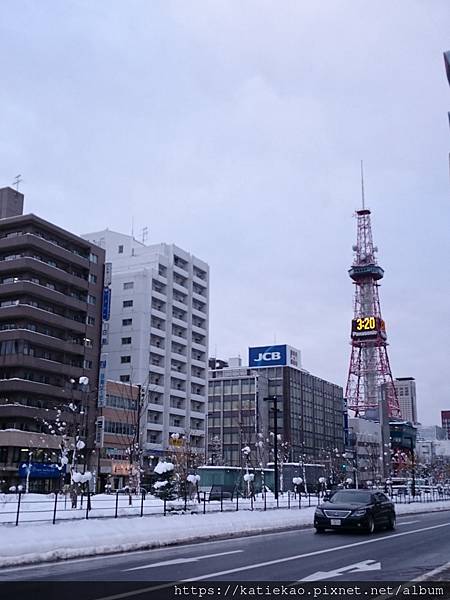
2, 487, 449, 526
0, 489, 317, 526
389, 489, 450, 504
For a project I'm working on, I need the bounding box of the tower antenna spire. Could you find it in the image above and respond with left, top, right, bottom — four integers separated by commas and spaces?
360, 160, 365, 210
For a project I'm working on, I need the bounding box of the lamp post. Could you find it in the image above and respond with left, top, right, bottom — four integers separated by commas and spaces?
265, 396, 279, 500
407, 437, 416, 497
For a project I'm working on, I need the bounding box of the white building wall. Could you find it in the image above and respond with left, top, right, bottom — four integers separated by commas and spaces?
394, 378, 418, 423
83, 229, 209, 458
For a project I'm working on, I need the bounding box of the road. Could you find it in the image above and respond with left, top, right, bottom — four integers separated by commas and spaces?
0, 510, 449, 599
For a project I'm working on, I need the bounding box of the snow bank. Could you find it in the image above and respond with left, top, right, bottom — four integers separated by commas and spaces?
0, 499, 449, 568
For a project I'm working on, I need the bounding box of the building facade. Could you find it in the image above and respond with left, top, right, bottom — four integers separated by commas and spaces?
0, 187, 105, 491
394, 377, 418, 423
348, 417, 383, 485
95, 379, 140, 491
83, 230, 209, 459
207, 345, 345, 467
208, 366, 269, 466
441, 410, 450, 440
416, 424, 448, 442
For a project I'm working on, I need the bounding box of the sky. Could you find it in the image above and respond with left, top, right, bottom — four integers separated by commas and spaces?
0, 1, 449, 425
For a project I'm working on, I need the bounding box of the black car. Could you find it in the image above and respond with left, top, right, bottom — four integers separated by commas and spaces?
314, 489, 396, 534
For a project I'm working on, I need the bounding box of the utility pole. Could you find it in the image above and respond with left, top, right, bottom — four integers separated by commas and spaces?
265, 396, 279, 500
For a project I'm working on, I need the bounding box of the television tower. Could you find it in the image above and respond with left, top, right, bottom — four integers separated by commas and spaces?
345, 164, 401, 418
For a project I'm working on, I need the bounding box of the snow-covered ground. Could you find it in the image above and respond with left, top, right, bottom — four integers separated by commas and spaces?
0, 497, 450, 568
0, 491, 312, 524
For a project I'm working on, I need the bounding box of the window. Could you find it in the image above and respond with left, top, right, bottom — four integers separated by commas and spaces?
123, 300, 133, 308
120, 375, 130, 383
89, 253, 98, 264
123, 281, 134, 290
89, 274, 97, 284
118, 245, 124, 254
121, 337, 132, 345
87, 316, 95, 326
84, 359, 93, 369
87, 294, 96, 305
122, 318, 132, 326
121, 356, 131, 364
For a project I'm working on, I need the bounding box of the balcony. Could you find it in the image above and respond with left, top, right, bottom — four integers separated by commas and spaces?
151, 307, 166, 321
152, 289, 166, 302
173, 262, 189, 276
172, 315, 187, 328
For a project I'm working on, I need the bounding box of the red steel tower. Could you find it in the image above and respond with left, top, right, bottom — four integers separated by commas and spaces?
345, 169, 401, 418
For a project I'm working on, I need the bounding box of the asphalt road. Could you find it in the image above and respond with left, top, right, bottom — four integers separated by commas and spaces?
0, 510, 449, 598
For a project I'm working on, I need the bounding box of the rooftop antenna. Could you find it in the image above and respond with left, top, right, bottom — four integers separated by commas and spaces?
13, 174, 22, 193
131, 216, 135, 239
141, 226, 148, 244
360, 160, 365, 210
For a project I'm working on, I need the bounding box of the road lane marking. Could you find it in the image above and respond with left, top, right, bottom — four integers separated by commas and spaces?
0, 510, 440, 575
123, 550, 242, 571
300, 559, 381, 581
92, 521, 450, 600
412, 560, 450, 581
0, 522, 313, 574
398, 520, 419, 525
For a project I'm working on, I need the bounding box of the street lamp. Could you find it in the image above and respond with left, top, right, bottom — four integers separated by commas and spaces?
264, 396, 280, 500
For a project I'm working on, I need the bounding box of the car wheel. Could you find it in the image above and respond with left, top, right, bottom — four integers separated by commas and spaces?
386, 514, 396, 531
365, 516, 375, 534
315, 527, 326, 534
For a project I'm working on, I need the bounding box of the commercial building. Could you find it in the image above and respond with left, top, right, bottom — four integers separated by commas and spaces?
394, 377, 418, 423
208, 365, 269, 466
0, 187, 105, 491
95, 379, 140, 491
347, 417, 383, 485
441, 410, 450, 440
82, 229, 209, 459
416, 424, 447, 442
207, 344, 345, 467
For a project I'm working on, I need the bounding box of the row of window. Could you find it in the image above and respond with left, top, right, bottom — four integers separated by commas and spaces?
105, 394, 137, 410
122, 297, 207, 314
104, 420, 135, 436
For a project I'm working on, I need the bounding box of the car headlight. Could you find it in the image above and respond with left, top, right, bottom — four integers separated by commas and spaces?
315, 508, 325, 516
352, 508, 367, 517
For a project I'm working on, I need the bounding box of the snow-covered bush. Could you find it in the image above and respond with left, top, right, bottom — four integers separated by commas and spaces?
152, 462, 177, 500
187, 474, 200, 485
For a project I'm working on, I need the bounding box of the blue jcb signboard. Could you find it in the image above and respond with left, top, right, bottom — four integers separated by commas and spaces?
249, 345, 287, 368
18, 462, 65, 479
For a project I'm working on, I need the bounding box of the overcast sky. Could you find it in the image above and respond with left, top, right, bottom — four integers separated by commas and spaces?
1, 1, 449, 425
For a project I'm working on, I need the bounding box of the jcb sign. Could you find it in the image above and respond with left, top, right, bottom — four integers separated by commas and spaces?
249, 345, 287, 367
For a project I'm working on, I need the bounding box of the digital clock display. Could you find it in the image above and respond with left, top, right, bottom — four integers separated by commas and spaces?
351, 316, 386, 339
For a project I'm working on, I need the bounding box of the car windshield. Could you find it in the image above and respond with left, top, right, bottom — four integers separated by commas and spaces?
328, 491, 372, 504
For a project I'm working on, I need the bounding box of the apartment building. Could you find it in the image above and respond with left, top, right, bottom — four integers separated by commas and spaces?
0, 187, 104, 491
82, 229, 209, 458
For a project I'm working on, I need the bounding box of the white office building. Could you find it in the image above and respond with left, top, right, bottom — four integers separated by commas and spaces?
83, 229, 209, 457
394, 377, 418, 424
